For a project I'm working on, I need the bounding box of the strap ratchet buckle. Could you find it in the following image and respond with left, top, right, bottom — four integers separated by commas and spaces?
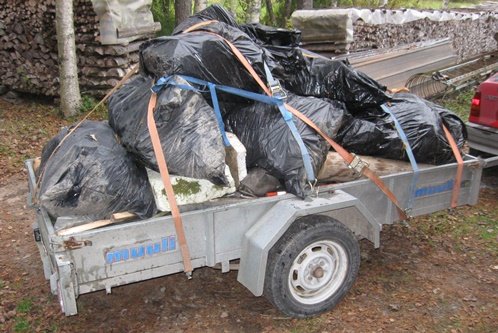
348, 153, 368, 175
269, 82, 287, 100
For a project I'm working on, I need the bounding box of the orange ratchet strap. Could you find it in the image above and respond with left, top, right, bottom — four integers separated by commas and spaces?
442, 125, 464, 208
182, 24, 408, 220
147, 92, 193, 276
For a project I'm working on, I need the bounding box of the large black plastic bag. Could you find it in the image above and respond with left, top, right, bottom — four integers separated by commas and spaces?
108, 75, 228, 185
141, 16, 284, 95
283, 58, 390, 111
240, 23, 302, 47
337, 93, 466, 164
37, 120, 156, 221
173, 4, 240, 34
139, 33, 264, 93
336, 113, 402, 158
425, 99, 467, 148
225, 93, 346, 197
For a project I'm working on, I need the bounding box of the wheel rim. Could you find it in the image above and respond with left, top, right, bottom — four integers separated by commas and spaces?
288, 240, 348, 305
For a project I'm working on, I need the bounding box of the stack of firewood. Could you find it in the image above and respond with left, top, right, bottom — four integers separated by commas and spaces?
0, 0, 155, 97
351, 14, 498, 62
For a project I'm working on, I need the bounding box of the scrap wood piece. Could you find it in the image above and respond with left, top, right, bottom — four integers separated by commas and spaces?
32, 157, 41, 173
57, 212, 136, 236
318, 152, 432, 183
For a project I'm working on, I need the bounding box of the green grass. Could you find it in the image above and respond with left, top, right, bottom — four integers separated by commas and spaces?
13, 318, 30, 333
47, 323, 59, 333
0, 144, 16, 157
78, 95, 108, 120
290, 317, 326, 333
435, 88, 475, 120
16, 298, 33, 314
417, 205, 498, 255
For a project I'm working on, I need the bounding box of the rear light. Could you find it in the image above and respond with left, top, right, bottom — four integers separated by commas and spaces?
469, 91, 481, 119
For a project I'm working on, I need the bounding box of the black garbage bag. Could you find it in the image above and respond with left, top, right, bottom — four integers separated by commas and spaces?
240, 23, 302, 47
173, 4, 240, 34
283, 57, 390, 111
336, 113, 402, 158
37, 120, 156, 221
172, 5, 304, 85
141, 17, 282, 95
239, 167, 283, 197
108, 75, 228, 185
140, 32, 263, 93
225, 93, 346, 197
337, 93, 466, 164
425, 99, 467, 148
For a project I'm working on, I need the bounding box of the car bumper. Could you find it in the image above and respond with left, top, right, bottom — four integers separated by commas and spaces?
466, 122, 498, 156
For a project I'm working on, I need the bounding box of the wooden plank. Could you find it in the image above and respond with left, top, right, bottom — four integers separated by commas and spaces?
32, 157, 41, 173
57, 212, 137, 236
57, 219, 115, 236
318, 152, 432, 183
111, 211, 136, 222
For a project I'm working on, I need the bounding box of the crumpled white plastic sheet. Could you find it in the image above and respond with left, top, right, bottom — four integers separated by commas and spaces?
293, 8, 497, 26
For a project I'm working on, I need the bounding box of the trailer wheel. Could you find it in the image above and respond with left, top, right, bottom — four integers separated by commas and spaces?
264, 215, 360, 318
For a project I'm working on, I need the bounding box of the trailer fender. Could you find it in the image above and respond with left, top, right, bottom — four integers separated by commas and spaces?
237, 190, 380, 297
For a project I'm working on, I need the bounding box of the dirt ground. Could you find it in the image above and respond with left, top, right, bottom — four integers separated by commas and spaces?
0, 99, 497, 333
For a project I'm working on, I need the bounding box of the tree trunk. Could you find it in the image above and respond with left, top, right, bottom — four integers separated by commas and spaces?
284, 0, 293, 19
247, 0, 261, 23
265, 0, 276, 26
380, 0, 388, 7
228, 0, 238, 17
55, 0, 81, 118
194, 0, 207, 13
442, 0, 449, 9
175, 0, 192, 26
297, 0, 313, 9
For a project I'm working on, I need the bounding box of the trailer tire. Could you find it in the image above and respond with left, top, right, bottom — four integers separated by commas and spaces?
264, 215, 360, 318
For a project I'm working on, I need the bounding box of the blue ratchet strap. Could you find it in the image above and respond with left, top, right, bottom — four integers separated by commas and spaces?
152, 74, 316, 183
207, 82, 230, 147
380, 104, 419, 211
262, 62, 314, 182
263, 62, 287, 100
153, 76, 231, 147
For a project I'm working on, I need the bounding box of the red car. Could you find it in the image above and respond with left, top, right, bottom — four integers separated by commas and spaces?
467, 73, 498, 156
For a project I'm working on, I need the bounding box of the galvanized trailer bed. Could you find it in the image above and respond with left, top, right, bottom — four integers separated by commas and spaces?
26, 155, 497, 317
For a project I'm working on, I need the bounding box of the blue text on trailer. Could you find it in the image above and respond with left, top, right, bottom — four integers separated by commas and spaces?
105, 236, 177, 265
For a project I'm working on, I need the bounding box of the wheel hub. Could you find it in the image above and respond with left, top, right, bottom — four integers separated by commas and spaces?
313, 266, 324, 279
288, 240, 348, 305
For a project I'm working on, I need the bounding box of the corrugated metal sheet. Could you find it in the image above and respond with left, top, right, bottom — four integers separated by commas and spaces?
334, 39, 458, 89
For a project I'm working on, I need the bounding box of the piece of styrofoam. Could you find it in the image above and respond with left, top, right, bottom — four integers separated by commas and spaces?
147, 166, 236, 212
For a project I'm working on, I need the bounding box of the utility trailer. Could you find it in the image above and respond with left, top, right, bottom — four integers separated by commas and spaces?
25, 154, 498, 318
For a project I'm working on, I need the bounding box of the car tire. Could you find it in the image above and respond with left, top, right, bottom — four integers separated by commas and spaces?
264, 215, 360, 318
